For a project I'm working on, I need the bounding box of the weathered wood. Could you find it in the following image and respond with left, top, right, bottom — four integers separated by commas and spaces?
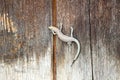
0, 0, 53, 80
56, 0, 92, 80
90, 0, 120, 80
0, 0, 120, 80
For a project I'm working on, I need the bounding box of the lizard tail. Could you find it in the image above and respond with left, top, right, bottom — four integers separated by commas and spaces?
71, 39, 80, 66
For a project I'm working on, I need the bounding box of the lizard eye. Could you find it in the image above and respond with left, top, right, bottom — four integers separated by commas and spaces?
52, 31, 56, 35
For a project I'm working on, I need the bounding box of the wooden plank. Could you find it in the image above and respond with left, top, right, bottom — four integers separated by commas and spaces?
0, 0, 52, 80
90, 0, 120, 80
56, 0, 92, 80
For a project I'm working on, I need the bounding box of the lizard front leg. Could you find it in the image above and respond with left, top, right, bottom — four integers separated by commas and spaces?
59, 23, 63, 31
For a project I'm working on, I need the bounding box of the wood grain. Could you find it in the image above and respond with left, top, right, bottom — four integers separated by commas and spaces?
0, 0, 53, 80
56, 0, 92, 80
0, 0, 120, 80
90, 0, 120, 80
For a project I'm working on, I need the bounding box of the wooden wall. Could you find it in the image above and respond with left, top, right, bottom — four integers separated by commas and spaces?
0, 0, 53, 80
0, 0, 120, 80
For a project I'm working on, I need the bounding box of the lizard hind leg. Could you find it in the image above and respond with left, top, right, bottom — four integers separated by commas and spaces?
70, 27, 73, 37
67, 42, 72, 45
67, 42, 72, 48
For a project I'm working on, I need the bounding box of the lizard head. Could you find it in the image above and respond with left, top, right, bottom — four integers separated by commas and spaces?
48, 26, 59, 34
48, 26, 54, 30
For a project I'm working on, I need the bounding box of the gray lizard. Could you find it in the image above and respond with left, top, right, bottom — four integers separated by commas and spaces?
49, 25, 81, 66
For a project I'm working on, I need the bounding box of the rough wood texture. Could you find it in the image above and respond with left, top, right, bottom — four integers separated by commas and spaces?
0, 0, 52, 80
90, 0, 120, 80
56, 0, 92, 80
0, 0, 120, 80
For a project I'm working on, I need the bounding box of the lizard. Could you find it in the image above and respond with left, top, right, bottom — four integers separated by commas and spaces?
48, 24, 81, 66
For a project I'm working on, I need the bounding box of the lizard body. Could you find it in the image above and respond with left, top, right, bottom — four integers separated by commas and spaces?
49, 26, 81, 66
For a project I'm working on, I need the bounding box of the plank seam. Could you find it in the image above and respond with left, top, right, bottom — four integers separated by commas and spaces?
88, 0, 94, 80
52, 0, 57, 80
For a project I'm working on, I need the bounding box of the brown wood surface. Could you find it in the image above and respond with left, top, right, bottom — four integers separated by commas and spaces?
0, 0, 53, 80
90, 0, 120, 80
56, 0, 92, 80
0, 0, 120, 80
